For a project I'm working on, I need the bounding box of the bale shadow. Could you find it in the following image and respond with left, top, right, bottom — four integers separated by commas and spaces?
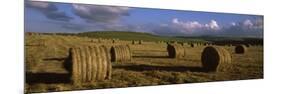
26, 56, 72, 84
132, 56, 169, 58
25, 73, 71, 84
113, 64, 208, 72
43, 57, 66, 61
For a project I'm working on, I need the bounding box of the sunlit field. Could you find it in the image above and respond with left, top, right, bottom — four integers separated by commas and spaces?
24, 32, 263, 93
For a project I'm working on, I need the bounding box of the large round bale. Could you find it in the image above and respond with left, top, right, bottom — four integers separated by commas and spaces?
235, 45, 247, 54
167, 44, 185, 59
110, 45, 132, 62
201, 46, 231, 72
69, 46, 112, 85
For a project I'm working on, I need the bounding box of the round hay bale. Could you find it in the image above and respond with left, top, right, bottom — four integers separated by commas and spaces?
235, 45, 247, 54
227, 44, 232, 47
98, 38, 102, 43
244, 44, 250, 47
190, 43, 195, 47
167, 44, 185, 59
112, 39, 115, 43
110, 45, 131, 62
179, 42, 184, 46
201, 46, 231, 72
203, 43, 207, 46
170, 41, 177, 44
69, 46, 111, 85
138, 40, 143, 44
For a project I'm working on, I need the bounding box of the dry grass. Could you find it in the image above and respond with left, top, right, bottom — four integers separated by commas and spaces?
25, 35, 263, 93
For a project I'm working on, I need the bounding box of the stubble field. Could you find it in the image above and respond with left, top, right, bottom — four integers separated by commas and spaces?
24, 33, 263, 93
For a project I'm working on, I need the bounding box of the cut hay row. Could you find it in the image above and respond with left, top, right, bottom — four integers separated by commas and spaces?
110, 45, 132, 62
167, 44, 185, 59
132, 40, 143, 45
235, 45, 247, 54
69, 46, 111, 85
25, 39, 47, 47
201, 46, 231, 72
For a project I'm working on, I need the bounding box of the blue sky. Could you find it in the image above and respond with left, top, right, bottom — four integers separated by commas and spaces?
25, 1, 263, 37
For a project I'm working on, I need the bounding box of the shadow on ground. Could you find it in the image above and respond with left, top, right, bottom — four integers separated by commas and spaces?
132, 56, 169, 58
26, 73, 71, 84
113, 64, 208, 72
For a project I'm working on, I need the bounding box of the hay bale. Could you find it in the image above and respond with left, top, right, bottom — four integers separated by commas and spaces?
69, 46, 111, 85
170, 41, 177, 44
110, 45, 131, 62
112, 39, 115, 43
98, 38, 102, 43
179, 42, 184, 46
190, 43, 195, 47
203, 43, 207, 46
167, 44, 185, 59
235, 45, 247, 54
201, 46, 231, 72
227, 44, 232, 47
138, 40, 143, 44
244, 44, 250, 47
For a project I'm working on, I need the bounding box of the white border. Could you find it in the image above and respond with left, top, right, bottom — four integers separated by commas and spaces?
1, 0, 281, 94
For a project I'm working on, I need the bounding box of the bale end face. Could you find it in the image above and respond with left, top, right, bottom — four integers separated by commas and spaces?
110, 45, 132, 62
201, 46, 231, 72
167, 44, 185, 59
235, 45, 247, 54
190, 44, 194, 47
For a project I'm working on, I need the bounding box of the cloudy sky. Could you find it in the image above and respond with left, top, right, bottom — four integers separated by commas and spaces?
25, 1, 263, 37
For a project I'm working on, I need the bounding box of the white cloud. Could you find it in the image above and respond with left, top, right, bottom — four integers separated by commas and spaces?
231, 22, 236, 26
171, 18, 220, 33
206, 20, 220, 30
172, 18, 180, 24
243, 19, 254, 28
235, 19, 263, 30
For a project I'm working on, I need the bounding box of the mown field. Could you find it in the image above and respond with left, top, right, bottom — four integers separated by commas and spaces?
24, 32, 263, 93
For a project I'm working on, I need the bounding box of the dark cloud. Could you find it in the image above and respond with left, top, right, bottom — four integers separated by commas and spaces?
72, 4, 130, 23
25, 1, 73, 22
61, 23, 85, 31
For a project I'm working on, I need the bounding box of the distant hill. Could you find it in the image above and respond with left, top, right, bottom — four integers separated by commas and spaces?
76, 31, 206, 42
